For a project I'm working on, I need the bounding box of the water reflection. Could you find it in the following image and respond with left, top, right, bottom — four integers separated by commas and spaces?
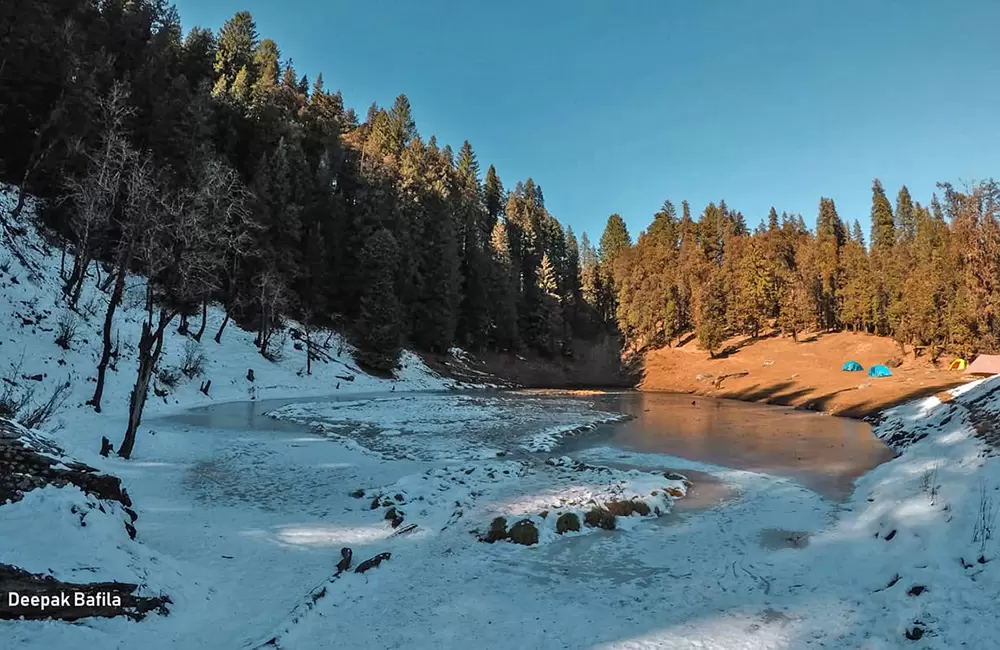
576, 391, 894, 499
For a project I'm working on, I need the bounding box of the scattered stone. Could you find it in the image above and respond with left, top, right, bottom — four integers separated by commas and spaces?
507, 519, 539, 546
666, 487, 684, 498
483, 516, 508, 543
556, 512, 581, 534
349, 489, 365, 498
369, 496, 380, 510
584, 507, 616, 530
907, 585, 926, 597
905, 626, 924, 641
539, 510, 549, 519
884, 529, 897, 541
384, 507, 404, 528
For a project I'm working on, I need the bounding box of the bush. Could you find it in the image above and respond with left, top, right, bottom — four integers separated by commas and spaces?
20, 381, 71, 429
156, 366, 182, 389
55, 312, 78, 350
180, 339, 206, 379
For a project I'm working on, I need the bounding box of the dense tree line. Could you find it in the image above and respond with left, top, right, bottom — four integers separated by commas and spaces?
0, 3, 614, 456
607, 179, 1000, 361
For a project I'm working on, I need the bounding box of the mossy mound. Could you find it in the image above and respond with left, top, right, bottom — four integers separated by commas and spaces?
584, 507, 616, 530
483, 516, 508, 543
605, 499, 650, 517
507, 519, 539, 546
556, 512, 581, 534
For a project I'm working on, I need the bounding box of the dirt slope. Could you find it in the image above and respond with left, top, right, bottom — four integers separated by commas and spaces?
639, 330, 967, 418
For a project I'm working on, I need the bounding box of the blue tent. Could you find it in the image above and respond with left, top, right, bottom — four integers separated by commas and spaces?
842, 361, 863, 372
868, 364, 892, 378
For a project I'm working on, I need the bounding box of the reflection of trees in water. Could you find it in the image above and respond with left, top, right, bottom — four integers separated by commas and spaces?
605, 393, 893, 499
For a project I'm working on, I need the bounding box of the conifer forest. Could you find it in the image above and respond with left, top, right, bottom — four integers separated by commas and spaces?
3, 1, 998, 379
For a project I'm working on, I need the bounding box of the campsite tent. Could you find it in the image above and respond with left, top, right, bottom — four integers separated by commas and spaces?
842, 361, 863, 372
965, 355, 1000, 376
868, 364, 892, 378
949, 358, 968, 371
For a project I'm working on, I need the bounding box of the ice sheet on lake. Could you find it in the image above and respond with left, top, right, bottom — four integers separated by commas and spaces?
265, 393, 629, 460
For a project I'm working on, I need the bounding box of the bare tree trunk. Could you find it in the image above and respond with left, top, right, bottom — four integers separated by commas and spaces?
258, 310, 270, 358
214, 309, 231, 344
90, 251, 130, 412
305, 320, 312, 376
118, 309, 173, 459
192, 300, 208, 342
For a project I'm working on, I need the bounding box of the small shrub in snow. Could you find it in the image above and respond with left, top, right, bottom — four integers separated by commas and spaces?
180, 339, 206, 379
156, 366, 182, 389
972, 480, 1000, 553
80, 295, 101, 320
0, 381, 32, 420
0, 358, 32, 420
55, 312, 78, 350
20, 381, 71, 429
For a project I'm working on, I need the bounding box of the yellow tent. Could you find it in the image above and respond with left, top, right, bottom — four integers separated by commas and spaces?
949, 358, 968, 371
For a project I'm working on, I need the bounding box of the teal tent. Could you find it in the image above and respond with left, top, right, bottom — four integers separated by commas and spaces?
842, 361, 863, 372
868, 364, 892, 378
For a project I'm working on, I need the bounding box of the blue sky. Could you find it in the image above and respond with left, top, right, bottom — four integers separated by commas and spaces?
172, 0, 1000, 242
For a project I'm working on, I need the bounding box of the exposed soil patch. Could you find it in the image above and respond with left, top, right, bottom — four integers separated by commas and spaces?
639, 330, 964, 419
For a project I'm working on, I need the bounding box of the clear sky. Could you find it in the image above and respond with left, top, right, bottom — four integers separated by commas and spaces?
172, 0, 1000, 242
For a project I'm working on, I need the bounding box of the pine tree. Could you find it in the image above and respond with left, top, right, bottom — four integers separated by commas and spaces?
483, 164, 504, 237
696, 271, 728, 357
387, 94, 416, 155
815, 197, 844, 329
355, 229, 402, 371
731, 238, 774, 338
487, 220, 520, 350
895, 185, 916, 245
214, 11, 258, 92
869, 179, 897, 335
768, 206, 779, 232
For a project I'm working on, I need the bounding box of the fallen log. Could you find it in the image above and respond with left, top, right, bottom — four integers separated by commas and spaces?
712, 371, 749, 389
355, 552, 391, 574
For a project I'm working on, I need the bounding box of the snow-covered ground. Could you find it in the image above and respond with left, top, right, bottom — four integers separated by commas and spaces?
5, 186, 1000, 649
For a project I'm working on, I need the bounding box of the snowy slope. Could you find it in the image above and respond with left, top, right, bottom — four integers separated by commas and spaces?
0, 186, 461, 460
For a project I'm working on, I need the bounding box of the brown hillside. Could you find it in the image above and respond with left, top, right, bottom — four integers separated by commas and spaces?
639, 330, 967, 418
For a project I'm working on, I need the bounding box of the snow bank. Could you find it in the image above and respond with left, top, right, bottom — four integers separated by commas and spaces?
360, 456, 688, 547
